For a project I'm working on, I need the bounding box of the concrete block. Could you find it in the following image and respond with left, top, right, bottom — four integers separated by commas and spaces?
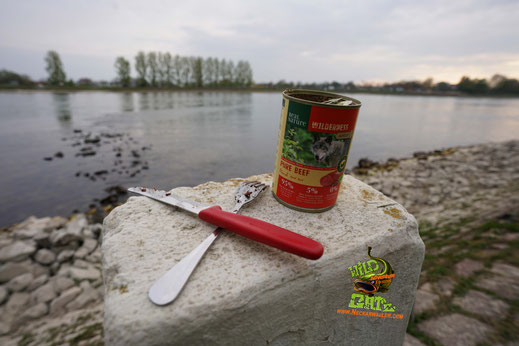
102, 174, 424, 345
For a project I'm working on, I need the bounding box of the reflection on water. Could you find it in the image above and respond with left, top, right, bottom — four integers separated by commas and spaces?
135, 91, 253, 112
53, 93, 72, 127
0, 91, 518, 226
120, 92, 134, 112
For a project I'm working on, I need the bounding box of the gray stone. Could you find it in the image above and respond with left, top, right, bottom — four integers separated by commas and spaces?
13, 227, 44, 240
69, 266, 100, 281
489, 263, 519, 279
475, 274, 519, 300
436, 277, 455, 297
49, 229, 82, 247
419, 313, 491, 346
82, 228, 96, 239
29, 262, 50, 278
57, 249, 75, 263
73, 246, 89, 259
56, 264, 71, 278
454, 259, 484, 278
0, 238, 12, 248
49, 215, 87, 246
502, 233, 519, 241
0, 292, 30, 335
102, 174, 425, 346
89, 224, 102, 237
85, 247, 101, 262
82, 238, 98, 254
492, 243, 509, 250
453, 290, 509, 319
404, 333, 425, 346
6, 273, 33, 292
54, 277, 75, 293
50, 286, 81, 315
5, 292, 30, 314
27, 274, 48, 291
0, 286, 7, 304
0, 262, 30, 283
33, 231, 51, 248
0, 318, 9, 335
73, 259, 90, 269
413, 286, 440, 315
12, 216, 51, 239
66, 281, 99, 311
0, 240, 36, 262
32, 282, 56, 304
49, 261, 60, 275
22, 302, 48, 319
13, 216, 66, 234
34, 249, 56, 265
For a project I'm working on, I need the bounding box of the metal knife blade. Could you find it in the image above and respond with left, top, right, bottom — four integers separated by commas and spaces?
128, 187, 210, 215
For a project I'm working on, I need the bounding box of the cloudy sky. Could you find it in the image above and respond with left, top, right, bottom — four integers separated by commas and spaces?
1, 0, 518, 84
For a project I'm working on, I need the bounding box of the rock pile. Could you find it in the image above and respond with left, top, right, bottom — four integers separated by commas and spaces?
353, 140, 519, 225
0, 215, 103, 336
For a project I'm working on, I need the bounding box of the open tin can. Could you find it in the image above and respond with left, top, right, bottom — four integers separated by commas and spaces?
272, 89, 361, 212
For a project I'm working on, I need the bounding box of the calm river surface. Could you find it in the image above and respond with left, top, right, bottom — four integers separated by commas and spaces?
1, 91, 518, 226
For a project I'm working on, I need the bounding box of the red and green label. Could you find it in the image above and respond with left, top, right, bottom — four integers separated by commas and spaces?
273, 96, 359, 209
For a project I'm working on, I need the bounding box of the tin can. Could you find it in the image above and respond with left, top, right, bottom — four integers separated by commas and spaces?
272, 89, 361, 212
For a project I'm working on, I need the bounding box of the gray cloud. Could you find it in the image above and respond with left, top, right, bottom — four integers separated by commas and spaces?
0, 0, 517, 83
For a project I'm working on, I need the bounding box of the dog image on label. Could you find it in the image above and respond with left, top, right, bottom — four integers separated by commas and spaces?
311, 134, 346, 168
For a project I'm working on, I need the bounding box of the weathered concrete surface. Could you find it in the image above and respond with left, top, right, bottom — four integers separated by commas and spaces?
102, 173, 424, 345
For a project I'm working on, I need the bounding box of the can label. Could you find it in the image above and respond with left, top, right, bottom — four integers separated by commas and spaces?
273, 91, 360, 210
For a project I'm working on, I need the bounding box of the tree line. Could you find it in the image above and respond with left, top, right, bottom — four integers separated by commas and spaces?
115, 51, 253, 88
2, 50, 519, 95
255, 75, 519, 95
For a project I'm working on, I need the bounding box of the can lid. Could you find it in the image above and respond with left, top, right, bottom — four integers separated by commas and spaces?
283, 89, 361, 108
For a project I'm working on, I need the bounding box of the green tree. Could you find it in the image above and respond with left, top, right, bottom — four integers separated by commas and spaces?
147, 52, 159, 87
192, 57, 203, 88
158, 52, 173, 87
202, 57, 214, 86
114, 56, 131, 87
45, 50, 66, 86
135, 51, 148, 87
493, 78, 519, 94
220, 59, 232, 86
0, 69, 34, 86
234, 60, 253, 88
434, 82, 451, 92
458, 76, 489, 94
172, 54, 182, 87
422, 77, 434, 90
180, 56, 191, 87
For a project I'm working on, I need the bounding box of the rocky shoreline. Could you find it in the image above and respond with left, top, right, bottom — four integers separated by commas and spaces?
0, 140, 518, 345
0, 214, 104, 345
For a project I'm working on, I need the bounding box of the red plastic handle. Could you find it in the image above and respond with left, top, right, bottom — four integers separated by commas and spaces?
198, 206, 324, 260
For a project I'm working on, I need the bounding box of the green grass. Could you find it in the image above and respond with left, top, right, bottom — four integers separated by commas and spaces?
18, 332, 35, 346
69, 323, 103, 346
408, 211, 519, 345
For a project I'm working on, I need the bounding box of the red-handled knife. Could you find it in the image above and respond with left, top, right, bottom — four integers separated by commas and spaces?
128, 187, 323, 260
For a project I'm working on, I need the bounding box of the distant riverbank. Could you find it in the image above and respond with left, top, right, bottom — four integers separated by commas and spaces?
2, 85, 519, 98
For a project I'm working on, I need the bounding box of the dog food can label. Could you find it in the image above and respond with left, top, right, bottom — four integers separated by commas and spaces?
272, 89, 361, 212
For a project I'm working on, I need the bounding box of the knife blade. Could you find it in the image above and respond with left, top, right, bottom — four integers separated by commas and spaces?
128, 187, 324, 260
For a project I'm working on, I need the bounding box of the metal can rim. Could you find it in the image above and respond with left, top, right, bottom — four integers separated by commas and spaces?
283, 88, 362, 109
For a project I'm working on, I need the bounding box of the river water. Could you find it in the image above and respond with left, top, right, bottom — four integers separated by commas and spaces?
1, 91, 518, 226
